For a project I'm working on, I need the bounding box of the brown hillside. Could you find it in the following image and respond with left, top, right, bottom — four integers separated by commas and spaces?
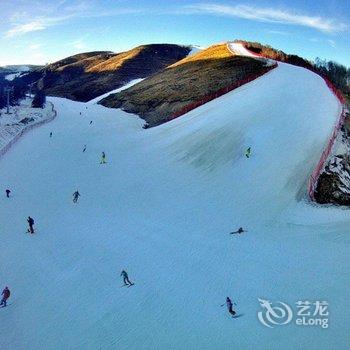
19, 44, 191, 102
100, 44, 270, 126
49, 51, 113, 71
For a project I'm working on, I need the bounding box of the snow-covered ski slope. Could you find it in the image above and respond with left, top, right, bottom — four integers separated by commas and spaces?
228, 42, 258, 57
228, 42, 276, 67
0, 56, 349, 350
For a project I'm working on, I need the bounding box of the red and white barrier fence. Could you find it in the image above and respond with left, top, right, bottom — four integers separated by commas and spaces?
238, 43, 347, 200
167, 63, 277, 122
307, 106, 347, 200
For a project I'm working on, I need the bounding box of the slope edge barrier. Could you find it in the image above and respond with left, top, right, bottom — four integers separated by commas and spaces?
166, 50, 278, 122
238, 43, 346, 201
0, 101, 57, 158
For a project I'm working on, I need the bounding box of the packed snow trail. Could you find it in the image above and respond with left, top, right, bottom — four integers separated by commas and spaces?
228, 42, 259, 57
0, 60, 349, 350
87, 79, 144, 104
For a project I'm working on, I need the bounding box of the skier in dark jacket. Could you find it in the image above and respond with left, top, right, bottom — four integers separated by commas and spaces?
83, 145, 87, 153
5, 189, 11, 198
27, 216, 35, 233
49, 132, 53, 138
121, 270, 133, 286
230, 227, 246, 235
245, 147, 251, 158
72, 190, 80, 203
226, 297, 236, 316
100, 152, 106, 164
0, 287, 10, 307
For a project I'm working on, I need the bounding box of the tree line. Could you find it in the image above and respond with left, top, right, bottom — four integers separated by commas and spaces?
0, 76, 46, 110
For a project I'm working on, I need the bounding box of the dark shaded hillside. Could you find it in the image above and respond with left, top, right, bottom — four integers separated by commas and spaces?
15, 44, 191, 102
100, 44, 270, 126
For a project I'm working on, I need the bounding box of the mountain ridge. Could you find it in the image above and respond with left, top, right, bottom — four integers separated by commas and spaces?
14, 44, 191, 102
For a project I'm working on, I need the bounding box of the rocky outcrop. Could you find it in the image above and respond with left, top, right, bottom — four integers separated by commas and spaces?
314, 112, 350, 205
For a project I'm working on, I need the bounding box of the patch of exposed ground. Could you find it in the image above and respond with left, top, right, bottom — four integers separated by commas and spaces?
315, 111, 350, 205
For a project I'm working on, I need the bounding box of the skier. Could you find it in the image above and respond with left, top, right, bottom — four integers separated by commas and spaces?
0, 287, 10, 307
245, 147, 251, 158
72, 190, 80, 203
100, 152, 106, 164
226, 297, 236, 316
89, 120, 93, 125
49, 132, 53, 138
121, 270, 133, 286
27, 216, 35, 234
230, 227, 246, 235
5, 189, 11, 198
83, 145, 87, 153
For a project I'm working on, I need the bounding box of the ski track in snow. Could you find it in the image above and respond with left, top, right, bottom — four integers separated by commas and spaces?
87, 79, 144, 104
0, 59, 349, 350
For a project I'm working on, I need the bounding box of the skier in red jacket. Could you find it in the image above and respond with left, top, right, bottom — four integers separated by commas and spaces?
0, 287, 10, 307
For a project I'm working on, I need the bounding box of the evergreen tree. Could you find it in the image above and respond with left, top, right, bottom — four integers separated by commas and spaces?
32, 90, 46, 108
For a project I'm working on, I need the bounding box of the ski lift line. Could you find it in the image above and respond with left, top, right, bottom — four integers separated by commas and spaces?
3, 86, 14, 114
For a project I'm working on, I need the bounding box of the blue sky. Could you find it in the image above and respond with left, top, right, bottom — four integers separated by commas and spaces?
0, 0, 349, 67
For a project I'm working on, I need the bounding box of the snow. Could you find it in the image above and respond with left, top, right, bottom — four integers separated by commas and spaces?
0, 60, 348, 349
87, 79, 144, 104
227, 42, 275, 67
4, 72, 21, 81
188, 45, 205, 56
4, 66, 30, 81
0, 98, 56, 156
227, 42, 259, 57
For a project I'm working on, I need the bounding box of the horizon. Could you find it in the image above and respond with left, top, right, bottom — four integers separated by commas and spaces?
0, 0, 349, 67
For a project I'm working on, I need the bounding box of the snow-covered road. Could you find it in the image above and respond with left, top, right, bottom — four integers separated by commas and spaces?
0, 59, 348, 349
